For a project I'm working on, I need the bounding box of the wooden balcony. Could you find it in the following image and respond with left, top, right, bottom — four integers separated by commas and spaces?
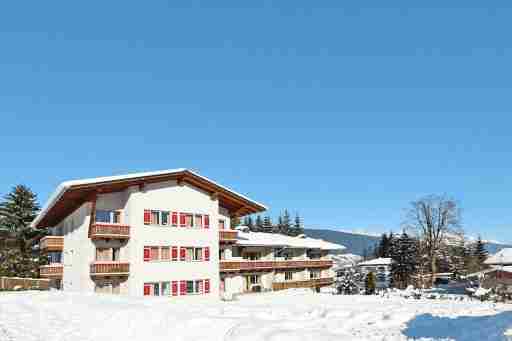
272, 277, 334, 291
89, 224, 130, 240
90, 262, 130, 277
39, 236, 64, 253
219, 230, 238, 243
39, 264, 63, 279
220, 259, 333, 272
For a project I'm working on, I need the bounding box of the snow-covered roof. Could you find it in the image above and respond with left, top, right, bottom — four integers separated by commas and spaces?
466, 266, 512, 279
32, 168, 267, 228
485, 248, 512, 265
235, 230, 346, 251
358, 258, 394, 266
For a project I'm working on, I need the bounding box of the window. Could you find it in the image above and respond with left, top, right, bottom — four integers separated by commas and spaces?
285, 271, 293, 281
48, 252, 62, 264
150, 247, 159, 261
185, 214, 193, 228
96, 248, 120, 261
310, 270, 320, 279
153, 283, 160, 296
161, 247, 170, 260
219, 219, 225, 230
185, 247, 204, 261
194, 248, 203, 261
248, 275, 259, 285
151, 211, 160, 225
113, 211, 121, 224
161, 282, 170, 296
186, 280, 194, 294
186, 247, 194, 262
195, 215, 202, 228
96, 210, 121, 224
96, 248, 110, 261
244, 252, 261, 261
161, 212, 170, 226
112, 248, 120, 261
185, 280, 203, 294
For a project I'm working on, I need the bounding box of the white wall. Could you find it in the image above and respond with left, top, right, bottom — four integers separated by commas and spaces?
126, 181, 220, 298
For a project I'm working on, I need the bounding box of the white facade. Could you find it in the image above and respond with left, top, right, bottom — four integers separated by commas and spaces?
36, 169, 343, 300
357, 258, 394, 289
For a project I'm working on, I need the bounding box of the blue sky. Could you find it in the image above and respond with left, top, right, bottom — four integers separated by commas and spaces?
1, 1, 512, 242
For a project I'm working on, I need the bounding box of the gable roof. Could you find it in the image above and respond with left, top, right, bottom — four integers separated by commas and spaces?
32, 169, 267, 228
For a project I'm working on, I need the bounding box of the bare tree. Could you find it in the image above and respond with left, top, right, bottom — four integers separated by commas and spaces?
403, 195, 461, 286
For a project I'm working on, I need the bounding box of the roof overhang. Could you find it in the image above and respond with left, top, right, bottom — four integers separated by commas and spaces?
32, 169, 267, 228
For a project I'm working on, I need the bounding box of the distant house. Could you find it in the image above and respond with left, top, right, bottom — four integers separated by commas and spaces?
466, 267, 512, 290
485, 248, 512, 266
357, 258, 394, 289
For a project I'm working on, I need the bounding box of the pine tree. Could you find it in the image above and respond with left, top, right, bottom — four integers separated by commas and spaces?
255, 215, 263, 232
282, 209, 291, 235
290, 212, 304, 236
0, 185, 45, 278
274, 215, 284, 234
0, 185, 42, 252
473, 236, 489, 270
262, 216, 273, 233
376, 233, 392, 258
390, 232, 418, 289
246, 216, 254, 231
365, 272, 376, 295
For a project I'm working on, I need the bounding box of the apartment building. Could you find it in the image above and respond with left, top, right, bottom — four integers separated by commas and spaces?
35, 169, 342, 299
220, 227, 344, 294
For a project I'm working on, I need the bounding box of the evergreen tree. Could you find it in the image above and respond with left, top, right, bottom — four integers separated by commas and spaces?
246, 216, 254, 231
274, 215, 284, 234
289, 212, 304, 236
0, 185, 42, 252
473, 236, 489, 270
390, 232, 418, 289
364, 272, 376, 295
375, 233, 393, 258
0, 185, 45, 278
255, 215, 263, 232
282, 209, 291, 235
262, 216, 273, 233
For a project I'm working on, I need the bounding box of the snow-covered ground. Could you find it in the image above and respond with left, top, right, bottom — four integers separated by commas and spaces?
0, 290, 511, 341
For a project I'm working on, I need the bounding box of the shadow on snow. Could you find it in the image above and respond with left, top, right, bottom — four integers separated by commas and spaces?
403, 311, 512, 341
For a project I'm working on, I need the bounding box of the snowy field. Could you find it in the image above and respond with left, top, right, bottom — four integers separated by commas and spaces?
0, 290, 511, 341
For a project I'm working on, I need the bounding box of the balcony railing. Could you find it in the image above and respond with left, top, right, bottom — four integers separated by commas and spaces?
220, 259, 333, 272
90, 262, 130, 277
272, 277, 334, 291
89, 224, 130, 240
39, 264, 63, 279
39, 236, 64, 253
219, 230, 238, 243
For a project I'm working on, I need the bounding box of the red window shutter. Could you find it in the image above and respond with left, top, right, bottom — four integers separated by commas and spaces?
172, 281, 178, 296
180, 280, 187, 295
144, 284, 151, 296
171, 246, 178, 261
204, 279, 210, 293
172, 212, 178, 226
204, 247, 210, 261
180, 213, 186, 227
180, 247, 186, 261
143, 247, 151, 262
204, 215, 210, 229
144, 210, 151, 225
